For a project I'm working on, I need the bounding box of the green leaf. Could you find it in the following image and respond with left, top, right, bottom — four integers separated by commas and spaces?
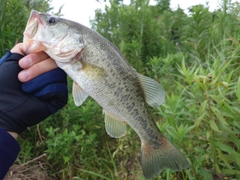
199, 100, 207, 115
221, 169, 240, 175
210, 141, 240, 157
209, 120, 220, 132
194, 112, 206, 129
0, 0, 6, 30
79, 169, 112, 180
210, 106, 228, 126
216, 149, 234, 170
237, 76, 240, 101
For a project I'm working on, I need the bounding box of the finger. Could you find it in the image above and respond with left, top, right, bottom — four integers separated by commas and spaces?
18, 58, 58, 82
11, 43, 25, 55
19, 51, 49, 69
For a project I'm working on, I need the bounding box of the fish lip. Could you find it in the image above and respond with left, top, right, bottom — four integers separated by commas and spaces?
23, 18, 38, 39
23, 10, 43, 54
23, 10, 42, 39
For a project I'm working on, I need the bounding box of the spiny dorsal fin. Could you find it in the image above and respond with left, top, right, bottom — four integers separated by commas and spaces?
103, 110, 127, 138
137, 73, 165, 108
72, 82, 89, 106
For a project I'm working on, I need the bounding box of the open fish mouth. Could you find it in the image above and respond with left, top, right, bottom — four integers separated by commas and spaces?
24, 10, 40, 39
23, 10, 46, 54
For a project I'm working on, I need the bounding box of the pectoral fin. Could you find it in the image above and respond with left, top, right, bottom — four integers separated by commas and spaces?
72, 82, 89, 106
137, 73, 165, 108
103, 110, 127, 138
82, 62, 106, 80
71, 53, 106, 80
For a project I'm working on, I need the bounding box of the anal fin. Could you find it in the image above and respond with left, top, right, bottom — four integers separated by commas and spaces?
104, 110, 127, 138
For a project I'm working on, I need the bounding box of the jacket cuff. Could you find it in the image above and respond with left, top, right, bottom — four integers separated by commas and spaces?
0, 51, 24, 65
0, 127, 20, 164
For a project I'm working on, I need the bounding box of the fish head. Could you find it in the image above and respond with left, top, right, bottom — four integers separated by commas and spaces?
23, 10, 84, 62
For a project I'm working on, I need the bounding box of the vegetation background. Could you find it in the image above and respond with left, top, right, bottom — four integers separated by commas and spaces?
0, 0, 240, 179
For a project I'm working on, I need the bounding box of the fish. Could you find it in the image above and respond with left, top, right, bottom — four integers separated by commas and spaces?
23, 10, 190, 179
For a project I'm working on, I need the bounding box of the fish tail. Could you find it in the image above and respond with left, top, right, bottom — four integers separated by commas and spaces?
141, 137, 190, 179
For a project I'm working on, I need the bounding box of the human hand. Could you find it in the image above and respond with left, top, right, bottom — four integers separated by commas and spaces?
0, 43, 68, 136
11, 43, 58, 82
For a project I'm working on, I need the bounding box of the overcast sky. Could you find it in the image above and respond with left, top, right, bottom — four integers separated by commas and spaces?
51, 0, 228, 27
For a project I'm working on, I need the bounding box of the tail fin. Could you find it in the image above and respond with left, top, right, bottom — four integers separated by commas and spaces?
141, 137, 190, 179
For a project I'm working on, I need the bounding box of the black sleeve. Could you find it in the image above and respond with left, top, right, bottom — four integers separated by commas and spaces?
0, 128, 20, 179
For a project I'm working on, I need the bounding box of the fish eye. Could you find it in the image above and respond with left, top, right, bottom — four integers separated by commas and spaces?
47, 16, 56, 25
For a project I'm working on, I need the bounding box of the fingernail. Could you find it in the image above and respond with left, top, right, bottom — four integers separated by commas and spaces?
19, 57, 31, 68
18, 70, 30, 82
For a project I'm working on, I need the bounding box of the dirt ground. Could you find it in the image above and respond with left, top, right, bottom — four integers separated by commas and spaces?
4, 154, 52, 180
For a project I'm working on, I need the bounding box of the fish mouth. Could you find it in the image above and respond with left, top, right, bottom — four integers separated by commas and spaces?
24, 10, 41, 39
23, 10, 43, 54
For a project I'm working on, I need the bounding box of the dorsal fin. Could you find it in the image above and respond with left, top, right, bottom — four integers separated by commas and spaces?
137, 73, 165, 108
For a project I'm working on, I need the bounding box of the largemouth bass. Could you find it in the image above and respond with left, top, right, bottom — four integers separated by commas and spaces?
23, 10, 190, 179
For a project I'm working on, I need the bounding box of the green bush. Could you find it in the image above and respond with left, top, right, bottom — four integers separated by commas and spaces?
155, 54, 240, 179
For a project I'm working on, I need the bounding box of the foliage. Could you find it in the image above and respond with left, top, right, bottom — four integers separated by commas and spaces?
154, 54, 240, 179
0, 0, 28, 54
23, 0, 53, 12
92, 0, 179, 72
0, 0, 7, 53
2, 0, 240, 179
